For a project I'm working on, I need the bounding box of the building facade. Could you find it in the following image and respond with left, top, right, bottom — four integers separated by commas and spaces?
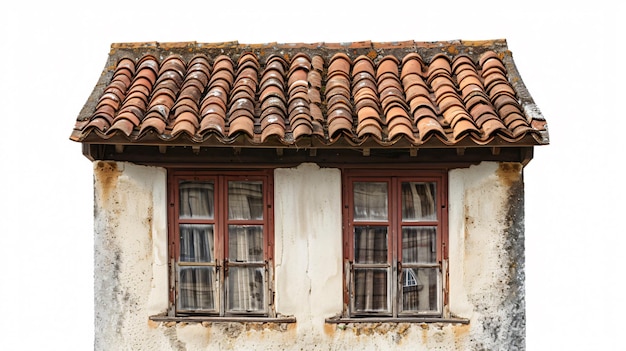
71, 40, 548, 350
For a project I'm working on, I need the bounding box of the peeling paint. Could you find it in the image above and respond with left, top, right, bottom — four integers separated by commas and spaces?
164, 327, 186, 351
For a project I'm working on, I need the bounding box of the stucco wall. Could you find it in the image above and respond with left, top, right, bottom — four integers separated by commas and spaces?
93, 161, 525, 351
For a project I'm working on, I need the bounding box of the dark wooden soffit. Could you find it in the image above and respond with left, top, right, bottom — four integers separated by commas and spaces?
71, 40, 549, 164
83, 143, 534, 168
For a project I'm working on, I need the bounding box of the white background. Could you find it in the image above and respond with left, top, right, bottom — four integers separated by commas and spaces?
0, 1, 623, 350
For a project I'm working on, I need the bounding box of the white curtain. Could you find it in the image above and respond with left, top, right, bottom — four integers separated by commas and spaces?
401, 227, 437, 311
401, 181, 436, 221
179, 181, 214, 219
178, 180, 216, 311
353, 226, 389, 312
178, 223, 216, 310
400, 181, 438, 312
227, 181, 265, 313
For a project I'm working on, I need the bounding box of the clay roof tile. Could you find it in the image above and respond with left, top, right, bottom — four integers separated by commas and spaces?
71, 40, 549, 149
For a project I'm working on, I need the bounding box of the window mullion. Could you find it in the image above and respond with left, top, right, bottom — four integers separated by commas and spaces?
217, 176, 226, 316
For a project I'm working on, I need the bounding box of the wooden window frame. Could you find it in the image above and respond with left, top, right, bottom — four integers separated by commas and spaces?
167, 169, 275, 317
342, 169, 449, 318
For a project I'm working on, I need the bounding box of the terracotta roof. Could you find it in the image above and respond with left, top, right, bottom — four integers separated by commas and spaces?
70, 40, 549, 149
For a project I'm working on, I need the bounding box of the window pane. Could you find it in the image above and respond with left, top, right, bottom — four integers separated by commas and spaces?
354, 226, 388, 264
401, 268, 438, 312
229, 181, 263, 220
401, 182, 437, 221
354, 268, 389, 312
227, 267, 265, 313
354, 182, 388, 221
402, 226, 437, 264
228, 225, 264, 262
180, 224, 214, 262
178, 267, 216, 311
179, 181, 214, 219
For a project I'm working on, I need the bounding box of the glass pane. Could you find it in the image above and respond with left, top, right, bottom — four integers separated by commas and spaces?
178, 267, 216, 310
229, 181, 263, 220
179, 180, 214, 219
401, 182, 437, 221
228, 225, 264, 262
353, 268, 389, 312
401, 268, 438, 312
354, 226, 388, 264
402, 226, 437, 263
354, 182, 388, 221
180, 224, 214, 262
227, 266, 265, 312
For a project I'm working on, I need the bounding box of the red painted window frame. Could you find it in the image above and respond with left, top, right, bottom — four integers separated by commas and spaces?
342, 169, 448, 318
167, 169, 274, 317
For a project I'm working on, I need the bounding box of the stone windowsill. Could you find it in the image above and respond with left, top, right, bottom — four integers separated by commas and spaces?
325, 317, 470, 324
149, 315, 297, 324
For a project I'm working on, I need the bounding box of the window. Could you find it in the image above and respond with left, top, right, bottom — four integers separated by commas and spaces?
343, 170, 447, 318
168, 170, 274, 317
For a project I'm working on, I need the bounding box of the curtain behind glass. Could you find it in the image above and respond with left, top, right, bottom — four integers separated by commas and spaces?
354, 268, 388, 312
353, 181, 390, 313
354, 182, 387, 221
400, 181, 439, 312
401, 227, 438, 311
178, 181, 216, 312
228, 181, 263, 220
179, 181, 214, 219
179, 267, 215, 310
227, 181, 265, 313
180, 224, 214, 262
401, 227, 436, 264
178, 225, 216, 311
401, 182, 436, 221
353, 227, 389, 312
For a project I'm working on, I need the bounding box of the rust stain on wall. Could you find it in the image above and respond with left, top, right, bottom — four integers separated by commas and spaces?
336, 322, 412, 342
396, 323, 410, 339
420, 323, 429, 344
496, 162, 522, 187
453, 323, 470, 344
94, 161, 120, 201
145, 205, 154, 245
464, 204, 473, 240
323, 323, 336, 336
165, 321, 296, 342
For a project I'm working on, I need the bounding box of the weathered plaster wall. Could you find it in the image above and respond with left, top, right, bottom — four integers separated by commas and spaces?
448, 162, 525, 350
274, 164, 343, 327
93, 161, 525, 350
93, 161, 171, 350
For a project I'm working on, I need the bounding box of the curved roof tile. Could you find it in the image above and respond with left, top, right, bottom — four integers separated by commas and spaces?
71, 40, 549, 148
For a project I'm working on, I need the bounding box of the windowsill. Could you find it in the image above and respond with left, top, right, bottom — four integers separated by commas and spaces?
149, 315, 297, 324
325, 316, 469, 324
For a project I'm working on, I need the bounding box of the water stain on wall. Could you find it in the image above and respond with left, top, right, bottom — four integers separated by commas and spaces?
94, 161, 120, 201
496, 162, 522, 187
